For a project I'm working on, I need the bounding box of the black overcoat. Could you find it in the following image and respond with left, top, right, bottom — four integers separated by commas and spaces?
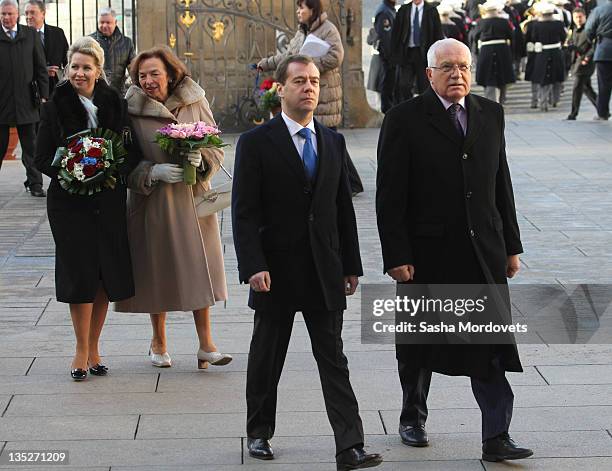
232, 115, 362, 312
0, 24, 48, 125
376, 89, 524, 378
391, 3, 443, 66
34, 80, 141, 303
41, 23, 69, 97
531, 20, 567, 85
474, 17, 516, 87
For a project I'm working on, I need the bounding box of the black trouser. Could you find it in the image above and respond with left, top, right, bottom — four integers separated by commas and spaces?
569, 72, 597, 118
396, 47, 428, 104
0, 123, 43, 189
380, 57, 396, 113
596, 61, 612, 118
247, 308, 364, 455
398, 357, 514, 441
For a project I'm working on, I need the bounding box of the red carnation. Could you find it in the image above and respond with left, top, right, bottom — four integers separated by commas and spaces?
74, 155, 83, 163
260, 78, 274, 91
96, 161, 105, 169
71, 142, 83, 153
67, 160, 75, 172
83, 165, 96, 177
67, 138, 79, 148
88, 147, 103, 157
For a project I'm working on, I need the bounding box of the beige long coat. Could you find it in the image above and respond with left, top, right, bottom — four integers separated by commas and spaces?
114, 77, 228, 313
257, 13, 344, 128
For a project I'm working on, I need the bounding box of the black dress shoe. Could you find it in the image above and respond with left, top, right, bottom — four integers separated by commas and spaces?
336, 446, 383, 470
88, 364, 108, 376
566, 115, 577, 120
399, 424, 428, 447
30, 187, 46, 197
247, 437, 273, 460
70, 368, 87, 381
482, 432, 533, 462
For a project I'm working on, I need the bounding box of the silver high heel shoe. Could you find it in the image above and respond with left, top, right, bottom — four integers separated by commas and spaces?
149, 345, 172, 368
197, 349, 232, 369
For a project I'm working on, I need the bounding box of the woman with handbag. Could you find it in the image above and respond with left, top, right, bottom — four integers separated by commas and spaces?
114, 46, 232, 369
34, 36, 141, 380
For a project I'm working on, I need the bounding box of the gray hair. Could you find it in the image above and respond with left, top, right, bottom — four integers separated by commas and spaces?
25, 0, 46, 13
0, 0, 18, 9
427, 38, 471, 67
98, 7, 117, 19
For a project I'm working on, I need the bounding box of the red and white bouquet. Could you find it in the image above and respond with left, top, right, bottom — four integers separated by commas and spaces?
52, 129, 127, 195
155, 122, 227, 185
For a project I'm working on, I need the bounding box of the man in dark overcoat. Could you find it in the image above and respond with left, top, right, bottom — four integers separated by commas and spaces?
567, 7, 598, 120
376, 38, 533, 462
25, 0, 69, 98
0, 0, 48, 196
231, 55, 382, 470
391, 0, 443, 103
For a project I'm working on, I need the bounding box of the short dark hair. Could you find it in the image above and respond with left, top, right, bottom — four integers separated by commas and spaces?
130, 46, 190, 93
573, 7, 585, 14
275, 54, 316, 84
297, 0, 322, 29
26, 0, 45, 13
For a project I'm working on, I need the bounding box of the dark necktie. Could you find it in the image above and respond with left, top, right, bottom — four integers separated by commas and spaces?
39, 30, 44, 46
7, 30, 16, 40
413, 7, 421, 46
297, 128, 318, 182
447, 103, 464, 138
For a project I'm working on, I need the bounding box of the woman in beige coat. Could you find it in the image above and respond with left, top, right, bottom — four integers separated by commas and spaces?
114, 46, 231, 370
257, 0, 344, 128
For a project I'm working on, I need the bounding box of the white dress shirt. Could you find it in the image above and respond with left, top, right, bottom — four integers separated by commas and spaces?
2, 24, 18, 39
408, 3, 424, 48
281, 111, 318, 160
434, 92, 467, 136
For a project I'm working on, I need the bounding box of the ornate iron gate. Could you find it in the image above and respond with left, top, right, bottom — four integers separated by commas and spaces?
169, 0, 348, 131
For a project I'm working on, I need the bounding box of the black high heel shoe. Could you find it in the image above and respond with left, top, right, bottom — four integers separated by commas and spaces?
71, 368, 88, 381
88, 364, 109, 376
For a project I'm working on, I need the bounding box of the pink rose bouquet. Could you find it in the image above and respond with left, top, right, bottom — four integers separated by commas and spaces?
155, 122, 227, 185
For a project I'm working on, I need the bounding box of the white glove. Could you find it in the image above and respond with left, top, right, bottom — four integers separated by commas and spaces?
185, 150, 202, 168
150, 163, 183, 184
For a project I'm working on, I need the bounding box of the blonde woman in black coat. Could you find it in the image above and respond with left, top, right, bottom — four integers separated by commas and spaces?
35, 37, 140, 381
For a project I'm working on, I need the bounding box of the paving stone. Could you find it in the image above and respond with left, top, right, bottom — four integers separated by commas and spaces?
537, 364, 612, 385
380, 405, 612, 434
0, 438, 240, 467
0, 374, 158, 395
136, 410, 384, 439
0, 415, 138, 441
0, 358, 33, 376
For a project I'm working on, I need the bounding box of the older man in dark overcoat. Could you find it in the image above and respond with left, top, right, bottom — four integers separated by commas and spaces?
0, 0, 48, 196
376, 38, 533, 462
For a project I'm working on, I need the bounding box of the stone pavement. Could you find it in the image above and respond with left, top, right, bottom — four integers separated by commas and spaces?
1, 109, 612, 470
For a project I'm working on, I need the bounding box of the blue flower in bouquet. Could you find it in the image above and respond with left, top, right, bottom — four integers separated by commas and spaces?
81, 157, 98, 166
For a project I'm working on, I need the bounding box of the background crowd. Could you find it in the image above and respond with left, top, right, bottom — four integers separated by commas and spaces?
367, 0, 612, 119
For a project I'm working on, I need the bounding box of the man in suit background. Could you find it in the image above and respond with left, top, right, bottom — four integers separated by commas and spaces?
0, 0, 48, 197
25, 0, 69, 98
232, 54, 382, 470
391, 0, 443, 103
376, 38, 533, 462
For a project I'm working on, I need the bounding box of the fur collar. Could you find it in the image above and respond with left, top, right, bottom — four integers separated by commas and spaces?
125, 77, 206, 120
52, 80, 125, 137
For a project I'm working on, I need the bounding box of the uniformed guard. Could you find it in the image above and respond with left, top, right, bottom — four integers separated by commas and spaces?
439, 3, 465, 42
531, 2, 567, 111
473, 0, 516, 102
